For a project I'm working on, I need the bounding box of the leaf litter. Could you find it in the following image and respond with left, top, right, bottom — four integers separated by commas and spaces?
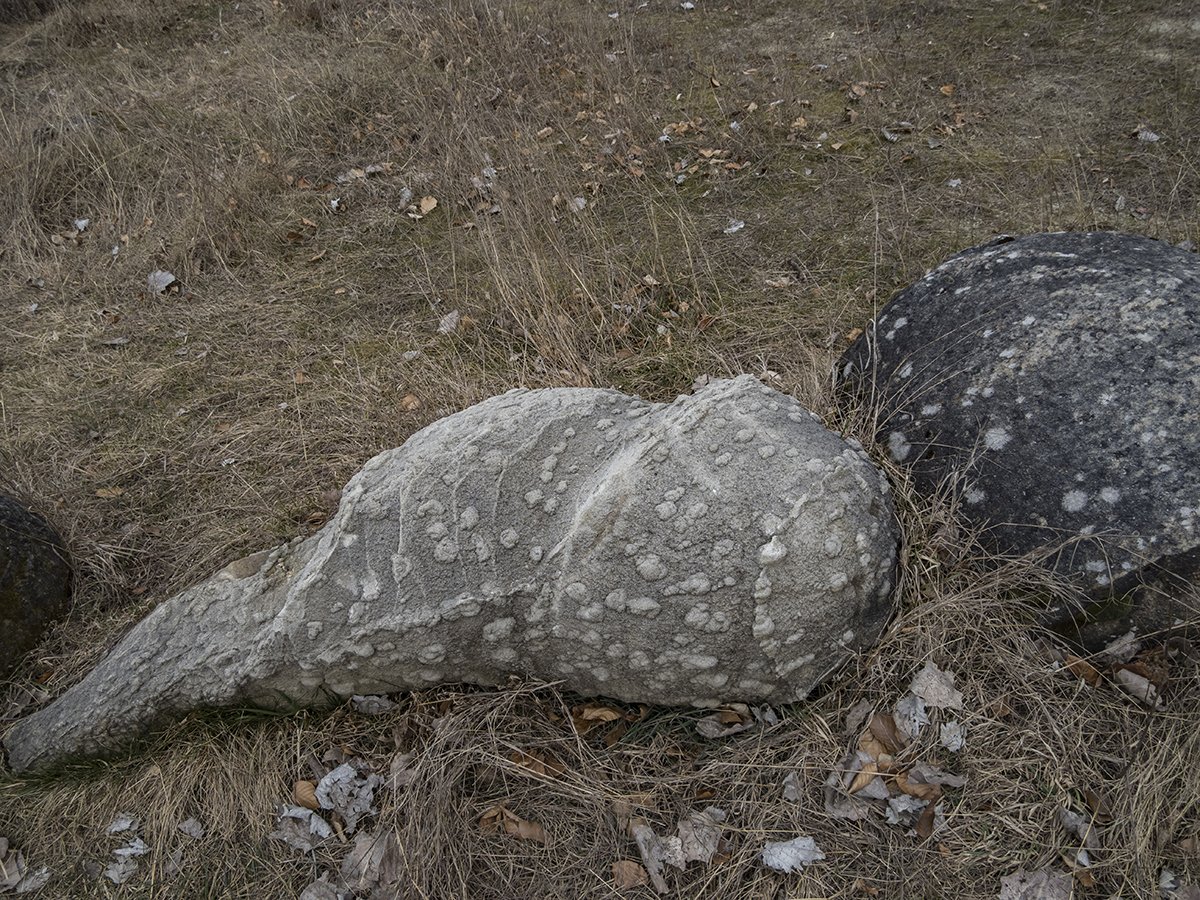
270, 806, 335, 853
820, 664, 970, 837
1044, 629, 1189, 710
627, 807, 727, 894
315, 762, 384, 833
695, 703, 777, 738
0, 837, 51, 894
340, 829, 402, 896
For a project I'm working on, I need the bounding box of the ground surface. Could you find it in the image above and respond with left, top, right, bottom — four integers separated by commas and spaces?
1, 0, 1199, 897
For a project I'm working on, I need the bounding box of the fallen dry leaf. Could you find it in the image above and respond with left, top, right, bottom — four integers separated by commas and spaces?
315, 763, 383, 833
1098, 629, 1142, 665
760, 835, 825, 872
915, 801, 937, 841
1082, 788, 1114, 825
293, 780, 320, 811
910, 660, 965, 709
341, 829, 402, 895
612, 859, 649, 889
147, 269, 178, 295
676, 807, 726, 865
696, 705, 754, 738
998, 867, 1074, 899
480, 805, 548, 845
781, 771, 803, 801
508, 748, 566, 778
1113, 666, 1163, 709
824, 752, 882, 821
893, 692, 930, 740
848, 761, 883, 795
1056, 805, 1100, 852
610, 794, 656, 832
176, 818, 205, 840
571, 702, 624, 735
867, 711, 907, 753
895, 771, 942, 802
629, 819, 675, 894
270, 806, 333, 853
1060, 848, 1096, 887
940, 721, 967, 752
1161, 867, 1200, 899
1063, 654, 1102, 687
604, 720, 630, 747
418, 196, 438, 215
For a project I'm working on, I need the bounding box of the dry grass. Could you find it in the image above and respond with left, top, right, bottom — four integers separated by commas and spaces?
2, 0, 1199, 896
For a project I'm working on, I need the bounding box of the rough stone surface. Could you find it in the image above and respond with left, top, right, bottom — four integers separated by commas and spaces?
3, 376, 899, 773
0, 494, 72, 679
840, 231, 1200, 640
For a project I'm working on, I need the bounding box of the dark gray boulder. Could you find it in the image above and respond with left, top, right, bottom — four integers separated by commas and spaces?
840, 231, 1200, 642
0, 495, 72, 679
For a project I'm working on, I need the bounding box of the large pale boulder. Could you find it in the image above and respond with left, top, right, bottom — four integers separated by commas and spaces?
3, 376, 898, 773
1, 494, 72, 679
840, 231, 1200, 641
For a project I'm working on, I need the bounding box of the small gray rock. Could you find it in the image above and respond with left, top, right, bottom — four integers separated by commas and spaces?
0, 494, 72, 679
3, 376, 898, 773
840, 231, 1200, 642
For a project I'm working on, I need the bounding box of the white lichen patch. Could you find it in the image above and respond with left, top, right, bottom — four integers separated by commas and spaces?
888, 431, 912, 462
1062, 490, 1088, 513
626, 596, 661, 616
757, 536, 788, 566
636, 554, 667, 581
984, 427, 1012, 451
417, 644, 446, 664
433, 537, 460, 562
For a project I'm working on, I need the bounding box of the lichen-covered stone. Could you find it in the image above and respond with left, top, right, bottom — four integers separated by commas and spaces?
0, 494, 72, 679
3, 376, 899, 773
840, 231, 1200, 640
